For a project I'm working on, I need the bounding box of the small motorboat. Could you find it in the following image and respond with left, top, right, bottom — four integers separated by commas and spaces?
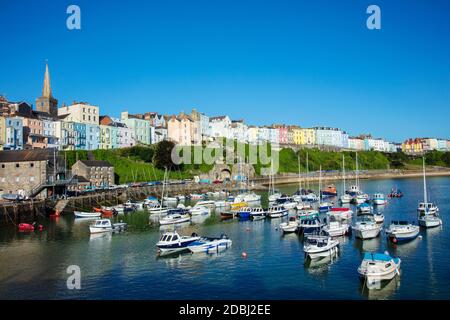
230, 201, 248, 210
339, 193, 352, 204
144, 197, 160, 206
250, 207, 266, 220
323, 220, 350, 237
189, 205, 211, 216
187, 234, 232, 253
357, 203, 372, 215
295, 202, 313, 211
220, 211, 236, 220
373, 213, 385, 224
18, 223, 39, 232
358, 252, 401, 289
159, 212, 191, 226
125, 200, 145, 211
303, 235, 339, 259
318, 201, 333, 213
301, 193, 319, 203
176, 195, 186, 201
74, 211, 102, 218
189, 193, 205, 200
195, 200, 215, 208
328, 207, 353, 220
385, 221, 420, 243
352, 216, 382, 239
89, 219, 127, 234
147, 204, 169, 215
267, 206, 288, 218
214, 200, 228, 208
372, 193, 387, 205
156, 231, 200, 254
279, 216, 299, 233
353, 192, 369, 205
321, 184, 338, 197
388, 188, 403, 198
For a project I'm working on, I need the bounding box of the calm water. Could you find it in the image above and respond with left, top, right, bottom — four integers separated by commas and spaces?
0, 176, 449, 300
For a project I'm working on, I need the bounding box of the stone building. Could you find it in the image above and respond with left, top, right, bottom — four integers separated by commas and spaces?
71, 160, 114, 188
0, 148, 64, 198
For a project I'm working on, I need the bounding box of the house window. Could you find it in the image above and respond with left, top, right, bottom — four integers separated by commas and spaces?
16, 164, 19, 168
1, 164, 4, 168
30, 163, 34, 168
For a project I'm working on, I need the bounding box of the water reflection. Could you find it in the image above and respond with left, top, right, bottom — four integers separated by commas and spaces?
388, 236, 421, 256
352, 236, 382, 253
360, 277, 400, 300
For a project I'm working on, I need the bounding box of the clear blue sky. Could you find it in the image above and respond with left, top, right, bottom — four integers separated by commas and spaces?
1, 0, 449, 142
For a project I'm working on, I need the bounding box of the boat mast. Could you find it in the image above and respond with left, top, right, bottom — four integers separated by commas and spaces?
319, 165, 322, 202
423, 156, 428, 203
306, 152, 309, 190
160, 167, 167, 212
342, 154, 346, 191
298, 153, 301, 191
355, 152, 359, 189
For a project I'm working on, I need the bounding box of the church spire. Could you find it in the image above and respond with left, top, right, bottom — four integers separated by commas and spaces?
42, 62, 52, 98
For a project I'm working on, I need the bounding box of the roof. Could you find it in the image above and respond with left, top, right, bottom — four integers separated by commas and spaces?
0, 148, 57, 163
77, 160, 113, 167
72, 175, 90, 183
210, 116, 228, 121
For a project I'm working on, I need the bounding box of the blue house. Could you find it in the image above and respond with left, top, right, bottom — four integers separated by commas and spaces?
4, 117, 24, 150
73, 122, 87, 150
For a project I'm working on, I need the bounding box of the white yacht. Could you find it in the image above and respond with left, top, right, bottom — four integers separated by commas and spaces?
267, 206, 288, 218
417, 157, 442, 228
89, 219, 127, 234
187, 234, 232, 254
156, 231, 200, 254
323, 220, 350, 237
189, 205, 211, 216
159, 212, 191, 226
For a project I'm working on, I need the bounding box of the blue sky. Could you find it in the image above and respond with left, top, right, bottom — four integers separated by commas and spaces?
0, 0, 449, 142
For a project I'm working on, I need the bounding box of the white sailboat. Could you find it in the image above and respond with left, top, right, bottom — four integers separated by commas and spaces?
318, 165, 333, 212
339, 154, 352, 204
417, 157, 442, 228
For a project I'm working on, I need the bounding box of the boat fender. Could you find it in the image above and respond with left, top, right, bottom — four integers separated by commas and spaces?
392, 237, 397, 244
241, 252, 247, 258
38, 225, 43, 231
418, 235, 423, 240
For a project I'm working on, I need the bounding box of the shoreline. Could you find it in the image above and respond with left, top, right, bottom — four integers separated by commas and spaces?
252, 169, 450, 188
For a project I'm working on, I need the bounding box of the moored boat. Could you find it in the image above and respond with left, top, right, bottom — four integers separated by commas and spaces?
159, 211, 191, 226
74, 211, 102, 218
323, 219, 350, 237
303, 235, 339, 259
267, 206, 288, 218
352, 216, 382, 240
89, 219, 127, 234
385, 221, 420, 243
187, 234, 232, 254
156, 231, 200, 254
321, 184, 338, 197
189, 205, 211, 216
250, 207, 266, 220
372, 193, 387, 205
328, 207, 353, 220
279, 216, 299, 233
358, 252, 401, 289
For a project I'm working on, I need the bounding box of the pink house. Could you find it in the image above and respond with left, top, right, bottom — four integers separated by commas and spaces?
273, 125, 289, 145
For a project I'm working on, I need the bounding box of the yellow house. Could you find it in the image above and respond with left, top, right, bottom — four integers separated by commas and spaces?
401, 138, 423, 154
291, 127, 302, 145
0, 116, 5, 150
300, 128, 316, 145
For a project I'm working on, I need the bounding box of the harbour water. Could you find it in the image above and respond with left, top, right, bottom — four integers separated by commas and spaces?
0, 176, 449, 300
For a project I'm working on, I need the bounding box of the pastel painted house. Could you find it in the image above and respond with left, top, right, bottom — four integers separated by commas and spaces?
4, 117, 23, 150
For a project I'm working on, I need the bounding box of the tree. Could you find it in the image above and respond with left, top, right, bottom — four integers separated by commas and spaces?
152, 140, 180, 170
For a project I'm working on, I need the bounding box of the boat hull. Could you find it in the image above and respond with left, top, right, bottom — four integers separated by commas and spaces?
353, 226, 381, 239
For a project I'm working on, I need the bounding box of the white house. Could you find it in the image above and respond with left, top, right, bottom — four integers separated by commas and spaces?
209, 116, 231, 140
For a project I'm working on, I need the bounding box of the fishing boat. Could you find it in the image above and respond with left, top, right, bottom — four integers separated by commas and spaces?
279, 216, 299, 233
323, 220, 350, 237
237, 207, 252, 219
187, 234, 232, 254
352, 216, 382, 239
358, 252, 401, 289
74, 211, 102, 218
250, 207, 266, 220
124, 200, 145, 211
230, 201, 248, 210
357, 203, 372, 215
354, 192, 369, 205
385, 221, 420, 243
303, 235, 339, 259
417, 157, 442, 228
234, 192, 261, 203
189, 205, 211, 216
346, 185, 360, 197
89, 219, 127, 234
319, 202, 333, 213
295, 202, 313, 211
144, 197, 160, 206
372, 193, 387, 205
156, 231, 201, 254
267, 206, 288, 218
328, 207, 353, 220
159, 212, 191, 226
321, 184, 338, 197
